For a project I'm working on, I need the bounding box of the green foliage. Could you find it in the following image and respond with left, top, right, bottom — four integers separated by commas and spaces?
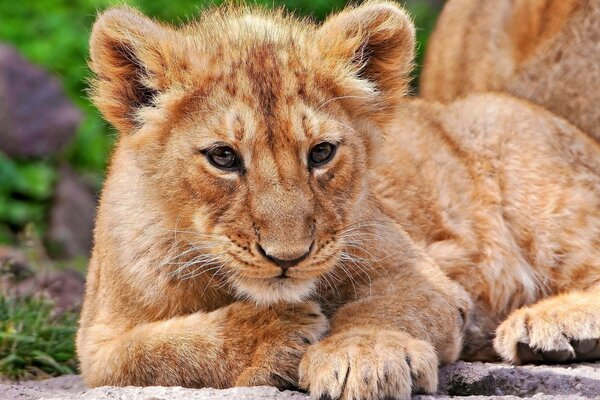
0, 295, 78, 379
403, 0, 441, 90
0, 155, 56, 240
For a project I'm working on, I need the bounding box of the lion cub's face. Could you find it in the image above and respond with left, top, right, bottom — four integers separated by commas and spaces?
90, 3, 414, 304
159, 64, 368, 304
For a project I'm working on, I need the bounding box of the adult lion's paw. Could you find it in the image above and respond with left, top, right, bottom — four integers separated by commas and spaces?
494, 292, 600, 364
299, 328, 438, 400
235, 301, 329, 390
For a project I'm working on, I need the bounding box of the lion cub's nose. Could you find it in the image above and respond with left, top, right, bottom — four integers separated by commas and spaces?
257, 244, 312, 271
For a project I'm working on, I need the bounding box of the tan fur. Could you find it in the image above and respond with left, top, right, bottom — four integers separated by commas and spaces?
79, 2, 600, 399
420, 0, 600, 141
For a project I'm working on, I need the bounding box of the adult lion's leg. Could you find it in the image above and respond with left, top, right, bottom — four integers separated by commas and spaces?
494, 285, 600, 364
299, 256, 471, 400
77, 301, 328, 388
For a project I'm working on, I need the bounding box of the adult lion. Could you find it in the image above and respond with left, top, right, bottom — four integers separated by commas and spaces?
421, 0, 600, 141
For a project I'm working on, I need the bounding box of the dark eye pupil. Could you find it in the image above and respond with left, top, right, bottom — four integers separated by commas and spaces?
310, 142, 335, 166
208, 146, 237, 169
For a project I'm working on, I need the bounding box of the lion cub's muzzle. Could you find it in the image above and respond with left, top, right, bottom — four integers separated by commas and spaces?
257, 241, 314, 276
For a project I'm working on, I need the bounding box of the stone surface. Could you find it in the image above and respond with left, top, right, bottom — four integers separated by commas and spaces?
0, 264, 85, 314
47, 165, 97, 258
436, 361, 600, 398
1, 361, 599, 399
0, 43, 81, 157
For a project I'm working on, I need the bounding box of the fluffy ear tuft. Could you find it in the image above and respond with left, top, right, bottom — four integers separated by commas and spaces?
318, 1, 415, 114
89, 7, 186, 134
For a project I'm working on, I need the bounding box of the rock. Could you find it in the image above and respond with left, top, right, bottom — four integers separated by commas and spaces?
47, 165, 97, 258
0, 244, 85, 313
0, 245, 33, 280
0, 43, 81, 157
437, 361, 600, 398
0, 379, 309, 400
1, 362, 599, 400
0, 375, 85, 400
35, 269, 85, 313
1, 268, 85, 313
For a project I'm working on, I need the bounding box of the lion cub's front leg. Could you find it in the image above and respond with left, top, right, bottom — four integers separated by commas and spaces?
495, 287, 600, 364
78, 301, 328, 389
234, 302, 329, 389
299, 260, 471, 400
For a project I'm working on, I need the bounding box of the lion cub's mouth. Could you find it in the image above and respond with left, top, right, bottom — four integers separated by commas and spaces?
225, 249, 340, 305
227, 248, 333, 279
233, 274, 318, 305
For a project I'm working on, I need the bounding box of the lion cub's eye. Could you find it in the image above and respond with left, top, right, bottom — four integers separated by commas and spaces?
309, 142, 336, 168
204, 145, 239, 171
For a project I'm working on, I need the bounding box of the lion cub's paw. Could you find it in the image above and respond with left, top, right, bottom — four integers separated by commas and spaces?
299, 329, 438, 400
235, 302, 329, 390
494, 293, 600, 364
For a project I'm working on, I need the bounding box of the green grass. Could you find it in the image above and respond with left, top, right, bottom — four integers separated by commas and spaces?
0, 295, 78, 380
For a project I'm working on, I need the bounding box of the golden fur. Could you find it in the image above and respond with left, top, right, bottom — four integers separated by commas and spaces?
78, 2, 600, 399
420, 0, 600, 142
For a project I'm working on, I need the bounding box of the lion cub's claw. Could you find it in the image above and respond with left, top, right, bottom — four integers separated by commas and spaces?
494, 294, 600, 364
299, 329, 438, 400
515, 338, 600, 364
235, 367, 298, 390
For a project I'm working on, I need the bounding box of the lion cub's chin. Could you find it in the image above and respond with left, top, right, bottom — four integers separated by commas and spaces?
234, 276, 317, 305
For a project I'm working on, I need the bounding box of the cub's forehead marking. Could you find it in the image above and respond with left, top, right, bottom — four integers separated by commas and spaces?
224, 107, 257, 143
302, 109, 321, 140
244, 43, 285, 123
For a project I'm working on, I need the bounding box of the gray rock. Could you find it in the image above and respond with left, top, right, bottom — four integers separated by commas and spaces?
0, 43, 81, 157
1, 362, 599, 400
48, 165, 97, 258
437, 361, 600, 398
0, 267, 85, 313
0, 375, 85, 400
0, 245, 33, 280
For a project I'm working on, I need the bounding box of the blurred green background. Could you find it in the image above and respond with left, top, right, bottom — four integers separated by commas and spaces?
0, 0, 442, 379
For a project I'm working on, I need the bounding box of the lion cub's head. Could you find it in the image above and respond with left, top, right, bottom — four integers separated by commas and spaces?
90, 1, 414, 304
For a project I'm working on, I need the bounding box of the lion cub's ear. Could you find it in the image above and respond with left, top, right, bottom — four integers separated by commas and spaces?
89, 7, 187, 134
318, 1, 415, 115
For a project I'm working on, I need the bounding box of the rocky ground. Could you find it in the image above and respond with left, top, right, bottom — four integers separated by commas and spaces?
1, 361, 599, 400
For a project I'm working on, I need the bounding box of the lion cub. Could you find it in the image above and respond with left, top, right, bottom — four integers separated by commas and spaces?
78, 2, 600, 399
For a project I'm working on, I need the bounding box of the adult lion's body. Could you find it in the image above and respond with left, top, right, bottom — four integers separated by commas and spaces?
78, 3, 600, 399
420, 0, 600, 141
377, 95, 600, 361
